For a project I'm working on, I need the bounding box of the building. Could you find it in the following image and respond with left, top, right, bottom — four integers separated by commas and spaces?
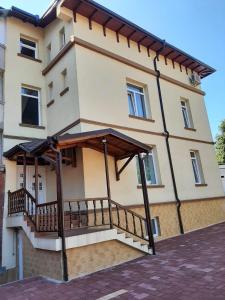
0, 0, 224, 283
219, 164, 225, 193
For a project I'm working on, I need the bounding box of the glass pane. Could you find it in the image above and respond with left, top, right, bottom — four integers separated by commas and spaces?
144, 154, 157, 184
127, 84, 143, 93
192, 159, 200, 183
21, 88, 38, 97
182, 107, 190, 128
136, 93, 146, 118
20, 38, 36, 48
21, 46, 35, 58
151, 219, 156, 235
22, 96, 39, 125
128, 92, 135, 115
136, 157, 141, 184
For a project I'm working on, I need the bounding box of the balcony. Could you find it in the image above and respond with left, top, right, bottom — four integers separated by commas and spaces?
0, 44, 5, 71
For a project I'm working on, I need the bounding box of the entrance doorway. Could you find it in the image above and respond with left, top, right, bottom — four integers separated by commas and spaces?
17, 166, 46, 204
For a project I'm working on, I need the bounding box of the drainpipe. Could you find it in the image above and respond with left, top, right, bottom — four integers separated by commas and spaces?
153, 40, 184, 234
49, 139, 68, 282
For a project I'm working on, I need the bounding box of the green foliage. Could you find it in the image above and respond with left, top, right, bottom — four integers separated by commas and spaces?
215, 119, 225, 164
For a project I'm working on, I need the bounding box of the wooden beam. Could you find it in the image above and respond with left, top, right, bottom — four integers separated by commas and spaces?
127, 30, 136, 48
102, 17, 112, 36
73, 1, 82, 22
89, 9, 98, 30
115, 154, 135, 181
116, 23, 126, 42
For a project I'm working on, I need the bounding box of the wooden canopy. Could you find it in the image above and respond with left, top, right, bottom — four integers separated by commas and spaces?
4, 128, 151, 161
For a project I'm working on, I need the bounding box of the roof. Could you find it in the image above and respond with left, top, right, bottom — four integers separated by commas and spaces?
4, 128, 151, 160
5, 1, 215, 78
4, 139, 48, 159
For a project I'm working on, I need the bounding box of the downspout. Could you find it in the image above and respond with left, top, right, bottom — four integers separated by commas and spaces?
153, 40, 184, 234
49, 140, 69, 282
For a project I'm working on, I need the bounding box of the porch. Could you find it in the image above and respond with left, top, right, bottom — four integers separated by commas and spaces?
4, 128, 155, 281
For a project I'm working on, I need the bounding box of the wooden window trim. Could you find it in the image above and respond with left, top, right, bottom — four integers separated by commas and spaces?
129, 114, 155, 123
184, 127, 196, 132
60, 87, 69, 97
17, 53, 42, 63
137, 184, 165, 189
195, 183, 208, 187
19, 123, 45, 130
47, 100, 55, 108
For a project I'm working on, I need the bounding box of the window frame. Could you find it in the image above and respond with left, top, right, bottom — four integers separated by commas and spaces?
21, 86, 41, 126
181, 99, 193, 129
20, 37, 38, 59
59, 27, 66, 49
127, 84, 147, 118
151, 217, 160, 238
47, 43, 52, 63
137, 149, 159, 186
190, 151, 203, 184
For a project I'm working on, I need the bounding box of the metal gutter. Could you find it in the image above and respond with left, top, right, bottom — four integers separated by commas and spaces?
153, 40, 184, 235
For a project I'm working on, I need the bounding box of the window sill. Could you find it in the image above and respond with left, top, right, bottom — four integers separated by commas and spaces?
19, 123, 45, 130
17, 53, 42, 63
184, 127, 196, 132
137, 184, 165, 189
195, 183, 208, 187
47, 99, 55, 108
129, 115, 155, 123
60, 87, 69, 97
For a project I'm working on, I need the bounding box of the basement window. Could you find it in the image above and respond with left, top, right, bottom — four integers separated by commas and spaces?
21, 87, 40, 126
20, 37, 37, 59
151, 217, 160, 237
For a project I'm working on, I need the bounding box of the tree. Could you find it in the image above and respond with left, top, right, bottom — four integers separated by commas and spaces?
215, 120, 225, 164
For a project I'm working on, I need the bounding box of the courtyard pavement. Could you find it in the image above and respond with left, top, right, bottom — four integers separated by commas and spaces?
1, 222, 225, 300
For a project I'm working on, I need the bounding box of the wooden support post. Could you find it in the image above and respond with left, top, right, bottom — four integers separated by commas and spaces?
23, 153, 27, 189
55, 150, 68, 281
138, 153, 155, 254
102, 138, 113, 229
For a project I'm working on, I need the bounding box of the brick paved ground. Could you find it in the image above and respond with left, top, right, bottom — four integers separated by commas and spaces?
1, 222, 225, 300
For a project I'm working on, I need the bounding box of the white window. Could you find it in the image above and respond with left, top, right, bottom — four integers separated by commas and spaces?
48, 82, 53, 101
59, 27, 66, 49
151, 217, 160, 237
61, 69, 67, 90
190, 151, 204, 184
181, 100, 192, 128
127, 84, 147, 118
20, 37, 37, 59
47, 43, 51, 63
21, 87, 40, 126
136, 149, 158, 185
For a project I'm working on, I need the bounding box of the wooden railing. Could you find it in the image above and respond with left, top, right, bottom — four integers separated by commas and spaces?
8, 188, 58, 232
64, 198, 110, 230
8, 189, 150, 246
111, 200, 148, 242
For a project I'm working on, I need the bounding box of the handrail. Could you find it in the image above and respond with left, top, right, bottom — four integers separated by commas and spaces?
111, 200, 146, 221
64, 197, 108, 203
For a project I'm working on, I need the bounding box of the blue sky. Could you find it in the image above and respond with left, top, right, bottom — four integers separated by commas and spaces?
2, 0, 225, 138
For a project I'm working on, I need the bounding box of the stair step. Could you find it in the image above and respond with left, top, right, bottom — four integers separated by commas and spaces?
35, 232, 58, 239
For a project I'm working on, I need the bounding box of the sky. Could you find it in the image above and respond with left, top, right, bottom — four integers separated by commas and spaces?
1, 0, 225, 138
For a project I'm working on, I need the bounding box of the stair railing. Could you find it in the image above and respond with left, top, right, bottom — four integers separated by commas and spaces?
8, 188, 58, 232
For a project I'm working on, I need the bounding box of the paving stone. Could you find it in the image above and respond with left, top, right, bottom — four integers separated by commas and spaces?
1, 223, 225, 299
